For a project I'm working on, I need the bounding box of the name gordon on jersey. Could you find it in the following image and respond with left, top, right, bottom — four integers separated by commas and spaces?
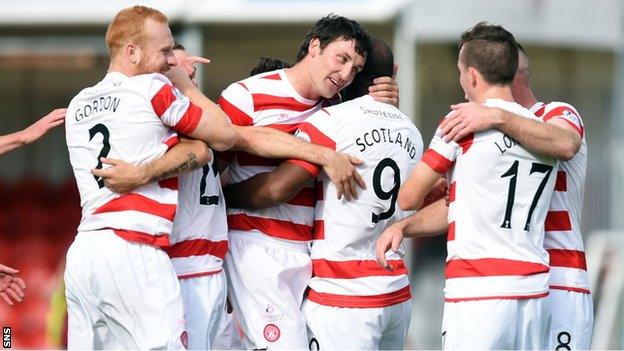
356, 128, 419, 159
74, 96, 121, 121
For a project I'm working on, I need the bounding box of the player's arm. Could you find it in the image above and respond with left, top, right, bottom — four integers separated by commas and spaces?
91, 137, 210, 193
165, 66, 237, 152
223, 162, 312, 209
441, 102, 581, 160
376, 198, 448, 270
232, 125, 364, 199
397, 161, 444, 211
0, 108, 66, 156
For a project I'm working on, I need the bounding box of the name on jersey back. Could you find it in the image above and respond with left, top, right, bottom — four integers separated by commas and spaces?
75, 96, 121, 121
356, 127, 419, 159
495, 134, 519, 155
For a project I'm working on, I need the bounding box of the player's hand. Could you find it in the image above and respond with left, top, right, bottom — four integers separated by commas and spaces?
376, 221, 405, 271
20, 108, 66, 144
440, 102, 498, 142
177, 55, 211, 88
0, 265, 26, 306
165, 65, 196, 93
91, 158, 147, 193
369, 76, 399, 108
323, 152, 366, 201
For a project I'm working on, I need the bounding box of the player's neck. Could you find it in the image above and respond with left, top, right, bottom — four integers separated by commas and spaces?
513, 87, 538, 110
108, 59, 136, 77
284, 63, 321, 101
476, 85, 514, 104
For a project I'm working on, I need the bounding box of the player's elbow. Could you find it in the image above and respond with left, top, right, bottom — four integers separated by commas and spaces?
210, 126, 237, 152
559, 140, 581, 161
263, 181, 294, 206
397, 190, 421, 212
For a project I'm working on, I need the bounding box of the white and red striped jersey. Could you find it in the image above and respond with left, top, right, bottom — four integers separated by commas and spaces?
293, 95, 422, 308
218, 69, 324, 242
66, 71, 202, 247
422, 98, 558, 302
531, 101, 590, 293
164, 152, 229, 278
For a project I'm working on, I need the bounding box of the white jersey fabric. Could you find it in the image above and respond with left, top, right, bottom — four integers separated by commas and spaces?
296, 95, 422, 307
66, 71, 202, 247
163, 151, 229, 350
530, 102, 590, 293
219, 69, 325, 242
294, 95, 422, 349
422, 98, 558, 301
531, 101, 593, 349
218, 69, 329, 349
64, 71, 202, 349
165, 151, 228, 278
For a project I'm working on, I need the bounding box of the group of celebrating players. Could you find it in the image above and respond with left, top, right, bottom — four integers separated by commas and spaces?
54, 4, 594, 350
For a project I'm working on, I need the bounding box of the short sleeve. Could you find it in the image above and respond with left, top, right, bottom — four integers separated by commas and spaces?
218, 82, 254, 126
421, 123, 460, 174
542, 103, 584, 137
148, 74, 202, 135
287, 109, 336, 177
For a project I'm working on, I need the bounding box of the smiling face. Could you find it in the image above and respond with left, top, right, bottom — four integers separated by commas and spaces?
134, 19, 177, 75
308, 38, 367, 99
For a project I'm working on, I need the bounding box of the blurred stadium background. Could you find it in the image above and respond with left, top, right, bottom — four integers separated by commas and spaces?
1, 0, 623, 348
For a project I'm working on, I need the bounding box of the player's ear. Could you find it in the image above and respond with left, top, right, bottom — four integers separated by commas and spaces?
126, 43, 139, 65
309, 38, 321, 57
468, 66, 479, 88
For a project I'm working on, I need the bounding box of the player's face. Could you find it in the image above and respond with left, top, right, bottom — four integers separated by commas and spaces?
309, 38, 366, 99
136, 19, 177, 75
173, 49, 199, 87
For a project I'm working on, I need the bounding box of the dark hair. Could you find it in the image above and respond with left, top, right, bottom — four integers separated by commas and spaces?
173, 42, 186, 51
342, 37, 394, 101
516, 42, 527, 56
458, 21, 518, 85
250, 57, 293, 76
294, 14, 372, 63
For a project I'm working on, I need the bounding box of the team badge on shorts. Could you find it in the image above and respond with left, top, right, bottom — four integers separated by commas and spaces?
263, 324, 281, 342
180, 331, 188, 348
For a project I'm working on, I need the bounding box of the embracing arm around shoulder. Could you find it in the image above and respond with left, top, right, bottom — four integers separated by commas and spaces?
91, 137, 210, 193
441, 102, 581, 160
223, 162, 312, 209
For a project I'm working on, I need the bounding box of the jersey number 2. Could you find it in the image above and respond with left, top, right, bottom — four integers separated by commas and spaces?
500, 160, 553, 230
88, 123, 111, 189
372, 158, 401, 223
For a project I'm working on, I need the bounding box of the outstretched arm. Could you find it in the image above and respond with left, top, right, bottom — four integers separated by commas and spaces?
223, 162, 312, 209
440, 102, 580, 160
92, 137, 210, 193
0, 108, 66, 156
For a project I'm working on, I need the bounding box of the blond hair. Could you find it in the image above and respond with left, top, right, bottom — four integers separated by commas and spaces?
105, 5, 168, 58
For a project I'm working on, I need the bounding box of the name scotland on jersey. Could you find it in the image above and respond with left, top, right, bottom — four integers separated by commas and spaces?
75, 95, 121, 121
355, 127, 419, 159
